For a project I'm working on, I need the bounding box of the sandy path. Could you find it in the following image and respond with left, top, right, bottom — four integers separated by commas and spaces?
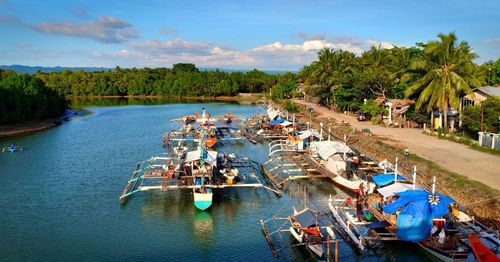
293, 99, 500, 191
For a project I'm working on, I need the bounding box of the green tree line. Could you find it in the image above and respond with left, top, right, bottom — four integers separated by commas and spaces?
278, 32, 499, 134
36, 64, 278, 97
0, 71, 67, 124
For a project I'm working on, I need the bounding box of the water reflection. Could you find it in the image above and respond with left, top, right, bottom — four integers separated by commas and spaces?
192, 210, 214, 244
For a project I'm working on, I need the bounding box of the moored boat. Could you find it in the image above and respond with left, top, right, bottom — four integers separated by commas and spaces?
288, 201, 336, 258
468, 234, 500, 262
193, 187, 213, 211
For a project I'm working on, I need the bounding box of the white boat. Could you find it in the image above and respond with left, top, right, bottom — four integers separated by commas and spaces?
328, 196, 367, 251
324, 153, 375, 195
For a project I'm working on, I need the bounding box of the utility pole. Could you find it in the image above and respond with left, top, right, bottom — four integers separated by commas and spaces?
488, 67, 492, 85
480, 103, 484, 132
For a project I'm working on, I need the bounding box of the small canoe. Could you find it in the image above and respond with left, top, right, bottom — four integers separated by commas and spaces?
468, 234, 500, 262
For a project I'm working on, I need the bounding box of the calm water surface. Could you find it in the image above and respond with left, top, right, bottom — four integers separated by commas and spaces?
0, 100, 429, 261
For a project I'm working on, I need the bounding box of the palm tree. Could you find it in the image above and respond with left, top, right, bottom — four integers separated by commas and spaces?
311, 48, 355, 106
405, 32, 480, 133
359, 46, 394, 99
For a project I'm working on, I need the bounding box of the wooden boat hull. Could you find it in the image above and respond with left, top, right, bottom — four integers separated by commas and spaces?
417, 243, 468, 262
289, 226, 324, 257
468, 234, 500, 262
330, 176, 361, 194
328, 200, 365, 251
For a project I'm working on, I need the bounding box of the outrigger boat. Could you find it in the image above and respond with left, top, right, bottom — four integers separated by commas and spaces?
121, 131, 279, 210
167, 110, 246, 148
328, 195, 371, 251
289, 205, 336, 257
2, 144, 22, 153
260, 188, 336, 259
468, 234, 500, 262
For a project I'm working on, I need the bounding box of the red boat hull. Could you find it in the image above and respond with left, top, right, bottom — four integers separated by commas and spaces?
468, 234, 500, 262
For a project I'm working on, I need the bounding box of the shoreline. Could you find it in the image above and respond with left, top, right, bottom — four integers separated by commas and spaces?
0, 95, 262, 138
0, 109, 88, 139
68, 94, 262, 102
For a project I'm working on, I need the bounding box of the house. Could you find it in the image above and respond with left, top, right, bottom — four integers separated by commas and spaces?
461, 85, 500, 106
459, 85, 500, 127
375, 97, 415, 126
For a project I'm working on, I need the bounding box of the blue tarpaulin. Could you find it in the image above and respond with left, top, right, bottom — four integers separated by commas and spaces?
383, 189, 456, 242
372, 174, 407, 187
395, 200, 433, 242
270, 118, 285, 125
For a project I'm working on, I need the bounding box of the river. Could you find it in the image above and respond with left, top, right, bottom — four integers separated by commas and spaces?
0, 99, 429, 261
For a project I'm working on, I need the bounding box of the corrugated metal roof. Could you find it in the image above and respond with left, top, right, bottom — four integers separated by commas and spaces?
475, 86, 500, 97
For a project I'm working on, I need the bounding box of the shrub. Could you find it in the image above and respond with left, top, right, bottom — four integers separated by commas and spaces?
284, 100, 299, 113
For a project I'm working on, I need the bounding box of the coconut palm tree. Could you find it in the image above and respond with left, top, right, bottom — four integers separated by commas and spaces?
405, 32, 480, 133
358, 46, 394, 100
311, 48, 355, 106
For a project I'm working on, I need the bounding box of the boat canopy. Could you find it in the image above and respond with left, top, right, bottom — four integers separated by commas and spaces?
293, 208, 319, 227
185, 150, 218, 166
270, 118, 285, 125
267, 110, 279, 120
280, 120, 293, 127
377, 182, 414, 198
298, 130, 322, 140
371, 174, 407, 187
311, 141, 353, 160
383, 189, 456, 242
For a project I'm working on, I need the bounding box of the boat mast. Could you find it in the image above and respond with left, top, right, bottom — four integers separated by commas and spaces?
412, 166, 417, 190
394, 157, 398, 183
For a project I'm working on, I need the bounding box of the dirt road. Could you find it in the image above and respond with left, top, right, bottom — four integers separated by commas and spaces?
293, 99, 500, 191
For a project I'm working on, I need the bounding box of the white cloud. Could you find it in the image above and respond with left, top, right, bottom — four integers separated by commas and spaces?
0, 15, 138, 43
35, 16, 138, 43
90, 35, 396, 69
365, 40, 395, 49
485, 38, 500, 46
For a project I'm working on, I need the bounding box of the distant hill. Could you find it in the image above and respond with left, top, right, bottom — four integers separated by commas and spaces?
0, 65, 113, 74
0, 65, 295, 75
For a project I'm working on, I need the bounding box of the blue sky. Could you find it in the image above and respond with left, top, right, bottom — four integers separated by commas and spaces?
0, 0, 499, 70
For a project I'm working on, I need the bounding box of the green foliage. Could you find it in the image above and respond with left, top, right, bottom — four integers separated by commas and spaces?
406, 105, 429, 124
404, 32, 480, 133
272, 78, 296, 100
359, 101, 384, 117
462, 97, 500, 136
172, 63, 199, 74
480, 58, 500, 85
437, 127, 444, 138
297, 32, 499, 133
0, 73, 67, 124
284, 100, 299, 113
462, 105, 481, 135
371, 115, 381, 125
36, 66, 278, 97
